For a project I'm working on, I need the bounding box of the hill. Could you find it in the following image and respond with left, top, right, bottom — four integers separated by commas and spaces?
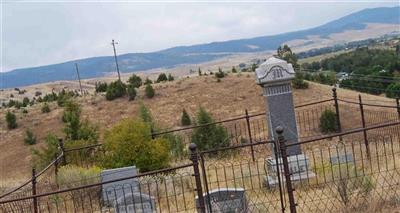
1, 6, 399, 89
0, 73, 397, 189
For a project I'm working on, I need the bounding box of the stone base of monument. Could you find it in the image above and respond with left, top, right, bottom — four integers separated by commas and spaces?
264, 154, 316, 188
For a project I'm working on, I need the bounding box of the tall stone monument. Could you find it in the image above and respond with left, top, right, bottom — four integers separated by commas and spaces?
255, 56, 301, 155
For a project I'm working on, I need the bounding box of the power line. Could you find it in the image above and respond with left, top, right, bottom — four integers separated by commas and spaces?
111, 39, 121, 82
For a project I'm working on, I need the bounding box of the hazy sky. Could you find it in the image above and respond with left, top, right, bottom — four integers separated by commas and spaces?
1, 1, 399, 72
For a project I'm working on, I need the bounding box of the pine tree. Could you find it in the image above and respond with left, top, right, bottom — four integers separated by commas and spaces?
127, 84, 137, 101
198, 67, 202, 76
24, 129, 37, 145
145, 84, 155, 98
128, 74, 142, 88
181, 109, 191, 126
168, 74, 174, 81
156, 73, 168, 83
6, 111, 17, 129
232, 66, 237, 73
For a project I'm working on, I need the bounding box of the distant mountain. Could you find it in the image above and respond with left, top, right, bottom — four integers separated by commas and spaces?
1, 6, 399, 89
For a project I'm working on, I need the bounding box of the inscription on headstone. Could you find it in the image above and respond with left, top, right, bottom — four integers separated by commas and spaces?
195, 188, 247, 213
264, 154, 315, 187
114, 193, 156, 213
101, 166, 139, 205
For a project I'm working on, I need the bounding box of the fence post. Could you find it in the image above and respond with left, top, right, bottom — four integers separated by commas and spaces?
189, 143, 206, 213
31, 168, 38, 213
396, 98, 400, 120
332, 88, 342, 134
245, 109, 255, 161
151, 127, 155, 139
58, 138, 67, 165
276, 126, 297, 213
358, 95, 370, 158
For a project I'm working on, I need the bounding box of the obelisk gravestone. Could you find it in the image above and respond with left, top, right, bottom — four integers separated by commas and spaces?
255, 56, 301, 156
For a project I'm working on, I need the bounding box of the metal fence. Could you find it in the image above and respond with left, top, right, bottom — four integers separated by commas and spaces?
0, 121, 399, 213
1, 89, 400, 212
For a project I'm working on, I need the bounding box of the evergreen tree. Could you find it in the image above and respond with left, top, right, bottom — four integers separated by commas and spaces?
24, 129, 37, 145
106, 81, 126, 100
144, 78, 153, 85
127, 84, 137, 101
191, 107, 229, 151
198, 67, 202, 76
139, 103, 153, 125
168, 74, 174, 81
181, 109, 191, 126
41, 103, 51, 113
128, 74, 142, 88
145, 84, 155, 98
232, 66, 237, 73
156, 73, 168, 83
6, 111, 17, 129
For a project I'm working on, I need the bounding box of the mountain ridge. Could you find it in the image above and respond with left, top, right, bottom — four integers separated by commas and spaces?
1, 6, 399, 89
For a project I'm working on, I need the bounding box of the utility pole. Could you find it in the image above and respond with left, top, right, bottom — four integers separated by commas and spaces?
111, 39, 121, 81
75, 63, 83, 95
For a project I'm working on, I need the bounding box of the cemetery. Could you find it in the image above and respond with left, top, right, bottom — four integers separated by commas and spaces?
0, 57, 399, 213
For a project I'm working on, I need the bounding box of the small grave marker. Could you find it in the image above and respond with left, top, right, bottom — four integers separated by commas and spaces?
101, 166, 139, 205
195, 188, 247, 213
114, 192, 156, 213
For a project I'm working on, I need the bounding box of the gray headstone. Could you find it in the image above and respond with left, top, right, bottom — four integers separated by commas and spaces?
195, 188, 247, 213
114, 193, 156, 213
330, 153, 353, 165
265, 154, 315, 187
255, 57, 301, 156
101, 166, 139, 205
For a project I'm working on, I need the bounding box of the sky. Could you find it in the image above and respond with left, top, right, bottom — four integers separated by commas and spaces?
1, 1, 399, 72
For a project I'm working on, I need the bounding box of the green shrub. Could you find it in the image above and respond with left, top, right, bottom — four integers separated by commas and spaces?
128, 74, 142, 88
22, 109, 28, 114
127, 84, 137, 101
215, 68, 225, 78
106, 81, 126, 101
168, 74, 174, 81
102, 119, 171, 172
319, 109, 338, 133
191, 107, 229, 151
41, 103, 51, 113
156, 73, 168, 83
139, 103, 153, 125
232, 66, 237, 73
145, 84, 155, 98
63, 139, 99, 166
63, 101, 81, 140
24, 129, 37, 145
292, 73, 309, 89
144, 78, 153, 85
95, 82, 108, 93
386, 83, 400, 98
57, 90, 74, 107
181, 109, 191, 126
32, 133, 59, 169
22, 97, 30, 107
162, 133, 185, 159
6, 111, 17, 129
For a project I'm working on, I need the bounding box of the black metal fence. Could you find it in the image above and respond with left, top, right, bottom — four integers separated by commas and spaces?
0, 120, 399, 213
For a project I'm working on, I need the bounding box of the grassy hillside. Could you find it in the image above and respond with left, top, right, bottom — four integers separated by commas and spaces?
0, 73, 397, 189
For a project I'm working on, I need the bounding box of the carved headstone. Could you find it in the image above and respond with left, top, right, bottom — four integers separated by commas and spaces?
101, 166, 139, 205
195, 188, 247, 213
264, 154, 315, 187
255, 56, 301, 155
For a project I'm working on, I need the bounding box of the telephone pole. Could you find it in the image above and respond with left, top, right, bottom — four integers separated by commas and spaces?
75, 63, 83, 95
111, 39, 121, 81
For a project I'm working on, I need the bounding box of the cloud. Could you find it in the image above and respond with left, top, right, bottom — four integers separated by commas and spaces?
1, 1, 398, 71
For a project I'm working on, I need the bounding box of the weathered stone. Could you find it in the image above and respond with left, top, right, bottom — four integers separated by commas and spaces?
195, 188, 247, 213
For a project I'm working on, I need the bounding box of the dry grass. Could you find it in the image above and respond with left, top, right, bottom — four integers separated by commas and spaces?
0, 73, 398, 190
